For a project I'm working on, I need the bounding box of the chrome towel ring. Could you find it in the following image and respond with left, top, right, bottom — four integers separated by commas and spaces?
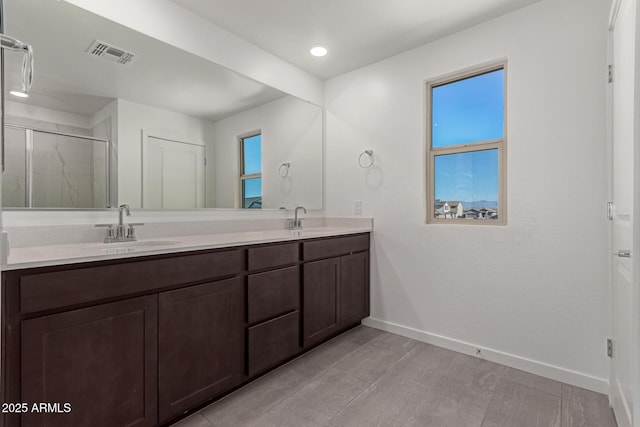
358, 150, 374, 168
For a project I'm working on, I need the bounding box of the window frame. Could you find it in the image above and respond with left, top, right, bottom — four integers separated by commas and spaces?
239, 131, 262, 209
426, 61, 507, 225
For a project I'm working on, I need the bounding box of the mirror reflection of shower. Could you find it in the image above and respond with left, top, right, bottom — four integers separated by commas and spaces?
3, 124, 110, 209
0, 33, 34, 97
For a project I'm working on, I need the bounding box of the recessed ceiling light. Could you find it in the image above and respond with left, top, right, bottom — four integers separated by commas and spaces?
310, 46, 328, 57
9, 90, 29, 98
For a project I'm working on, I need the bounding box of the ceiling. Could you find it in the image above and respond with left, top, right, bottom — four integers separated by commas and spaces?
4, 0, 285, 119
3, 0, 544, 120
171, 0, 543, 80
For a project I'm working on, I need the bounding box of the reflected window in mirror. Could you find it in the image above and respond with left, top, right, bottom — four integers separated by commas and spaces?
240, 133, 262, 209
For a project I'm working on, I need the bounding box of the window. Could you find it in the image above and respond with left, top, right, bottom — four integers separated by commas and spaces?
426, 63, 506, 225
240, 133, 262, 209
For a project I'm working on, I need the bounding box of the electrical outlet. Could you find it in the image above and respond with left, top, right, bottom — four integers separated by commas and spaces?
354, 200, 363, 215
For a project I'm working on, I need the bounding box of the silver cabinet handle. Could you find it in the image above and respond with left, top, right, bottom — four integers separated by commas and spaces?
616, 250, 632, 258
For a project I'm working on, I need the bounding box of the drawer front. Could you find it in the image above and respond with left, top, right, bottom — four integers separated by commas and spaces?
247, 311, 300, 377
20, 249, 242, 314
247, 242, 299, 271
247, 266, 299, 324
302, 234, 369, 261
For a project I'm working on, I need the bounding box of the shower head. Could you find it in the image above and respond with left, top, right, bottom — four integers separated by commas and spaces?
0, 34, 29, 51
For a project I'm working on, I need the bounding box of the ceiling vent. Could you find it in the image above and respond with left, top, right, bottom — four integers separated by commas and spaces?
86, 40, 136, 65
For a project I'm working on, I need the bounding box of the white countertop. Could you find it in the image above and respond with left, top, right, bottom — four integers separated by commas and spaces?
3, 225, 372, 270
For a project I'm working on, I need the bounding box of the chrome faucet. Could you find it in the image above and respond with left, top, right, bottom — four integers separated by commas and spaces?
290, 206, 307, 230
116, 204, 131, 240
96, 204, 144, 243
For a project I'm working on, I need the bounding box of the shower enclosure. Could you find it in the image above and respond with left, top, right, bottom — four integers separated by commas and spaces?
2, 125, 110, 208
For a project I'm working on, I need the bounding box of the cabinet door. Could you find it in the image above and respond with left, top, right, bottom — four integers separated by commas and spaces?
158, 278, 244, 423
303, 258, 340, 347
21, 295, 158, 427
340, 252, 370, 328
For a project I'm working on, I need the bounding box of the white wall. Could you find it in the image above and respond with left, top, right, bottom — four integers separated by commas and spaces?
213, 96, 323, 210
5, 101, 91, 129
325, 0, 611, 391
116, 99, 215, 208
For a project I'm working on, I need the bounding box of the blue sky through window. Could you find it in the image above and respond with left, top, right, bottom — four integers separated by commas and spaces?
244, 177, 261, 198
434, 150, 498, 202
432, 69, 504, 149
432, 68, 503, 205
242, 133, 262, 208
243, 134, 261, 175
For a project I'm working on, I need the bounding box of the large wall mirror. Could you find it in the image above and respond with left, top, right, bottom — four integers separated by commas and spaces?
2, 0, 323, 210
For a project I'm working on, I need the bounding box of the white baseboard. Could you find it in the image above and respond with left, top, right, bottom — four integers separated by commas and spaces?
362, 317, 609, 395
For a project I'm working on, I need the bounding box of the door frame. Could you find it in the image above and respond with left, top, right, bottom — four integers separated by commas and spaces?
607, 1, 640, 426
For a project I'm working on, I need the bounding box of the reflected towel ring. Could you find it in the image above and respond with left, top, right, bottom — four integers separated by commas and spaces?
358, 150, 374, 168
279, 162, 291, 178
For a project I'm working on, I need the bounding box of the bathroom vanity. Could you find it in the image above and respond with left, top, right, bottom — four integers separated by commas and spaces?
0, 229, 370, 426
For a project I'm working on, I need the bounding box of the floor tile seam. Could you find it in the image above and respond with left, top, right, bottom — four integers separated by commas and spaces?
316, 371, 397, 427
330, 339, 419, 386
370, 332, 422, 349
196, 413, 215, 427
247, 368, 372, 427
297, 338, 379, 384
498, 377, 564, 399
320, 351, 433, 427
257, 375, 313, 415
198, 370, 310, 425
199, 332, 379, 424
559, 385, 567, 427
174, 412, 214, 427
478, 379, 502, 427
502, 374, 564, 398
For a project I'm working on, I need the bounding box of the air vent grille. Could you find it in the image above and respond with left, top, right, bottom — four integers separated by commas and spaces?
86, 40, 136, 65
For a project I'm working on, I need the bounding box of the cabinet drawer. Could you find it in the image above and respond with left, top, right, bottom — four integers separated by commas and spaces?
247, 266, 299, 324
247, 311, 300, 377
247, 242, 299, 271
302, 234, 369, 261
19, 249, 242, 314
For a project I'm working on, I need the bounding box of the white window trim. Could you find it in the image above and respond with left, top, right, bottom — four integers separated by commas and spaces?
425, 60, 508, 225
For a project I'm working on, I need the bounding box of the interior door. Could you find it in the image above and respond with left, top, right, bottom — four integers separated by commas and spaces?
142, 132, 205, 209
609, 1, 637, 426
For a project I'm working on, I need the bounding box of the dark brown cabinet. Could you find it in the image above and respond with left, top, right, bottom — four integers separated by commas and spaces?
247, 311, 300, 376
2, 233, 369, 427
246, 255, 301, 377
339, 251, 370, 328
158, 278, 244, 423
21, 295, 158, 427
303, 258, 341, 347
302, 235, 370, 348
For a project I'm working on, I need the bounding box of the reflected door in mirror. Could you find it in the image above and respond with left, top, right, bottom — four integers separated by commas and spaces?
142, 133, 205, 209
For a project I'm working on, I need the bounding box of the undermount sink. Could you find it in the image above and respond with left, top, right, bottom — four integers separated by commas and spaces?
291, 227, 341, 234
88, 240, 181, 253
105, 240, 181, 248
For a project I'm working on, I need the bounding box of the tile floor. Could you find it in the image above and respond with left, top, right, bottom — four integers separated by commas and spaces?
171, 326, 617, 427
